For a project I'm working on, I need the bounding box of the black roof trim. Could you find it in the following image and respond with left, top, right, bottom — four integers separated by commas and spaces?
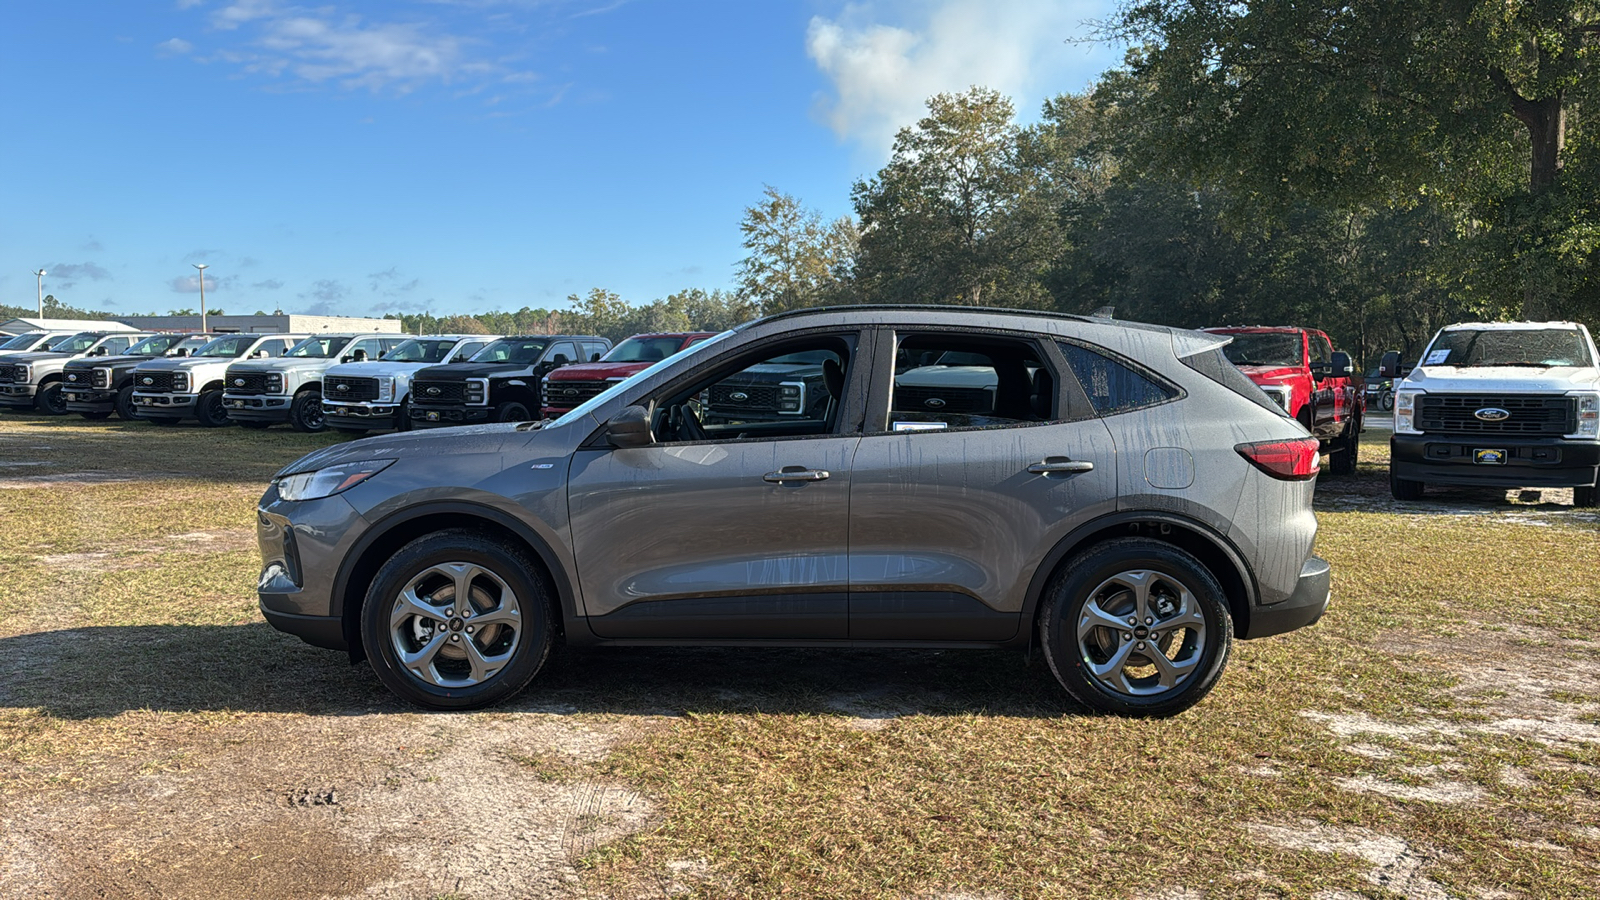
737, 303, 1174, 334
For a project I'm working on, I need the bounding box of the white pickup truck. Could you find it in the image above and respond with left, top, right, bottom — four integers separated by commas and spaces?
1390, 321, 1599, 506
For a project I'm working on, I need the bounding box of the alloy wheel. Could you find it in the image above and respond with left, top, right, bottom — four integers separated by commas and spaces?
388, 562, 523, 689
1075, 569, 1207, 698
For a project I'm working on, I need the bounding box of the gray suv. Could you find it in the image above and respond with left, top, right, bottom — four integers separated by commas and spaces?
257, 307, 1330, 717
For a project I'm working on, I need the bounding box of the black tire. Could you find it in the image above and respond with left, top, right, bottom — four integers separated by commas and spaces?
494, 400, 531, 424
78, 411, 112, 421
395, 397, 412, 432
114, 385, 137, 421
194, 390, 231, 427
360, 529, 554, 710
1380, 390, 1394, 412
1328, 417, 1360, 476
1390, 467, 1424, 500
34, 382, 68, 416
289, 390, 327, 433
1574, 486, 1599, 508
237, 420, 273, 430
1039, 538, 1233, 718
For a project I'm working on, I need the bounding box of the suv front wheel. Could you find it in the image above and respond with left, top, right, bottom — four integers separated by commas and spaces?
1039, 539, 1232, 717
360, 530, 554, 709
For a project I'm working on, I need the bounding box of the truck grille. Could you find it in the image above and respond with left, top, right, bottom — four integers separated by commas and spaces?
325, 376, 381, 401
1417, 394, 1575, 436
135, 372, 175, 392
894, 385, 994, 414
225, 371, 272, 394
0, 365, 20, 384
412, 380, 466, 405
544, 379, 610, 407
709, 383, 779, 410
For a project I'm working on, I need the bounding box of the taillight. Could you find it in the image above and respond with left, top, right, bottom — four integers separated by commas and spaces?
1236, 438, 1321, 481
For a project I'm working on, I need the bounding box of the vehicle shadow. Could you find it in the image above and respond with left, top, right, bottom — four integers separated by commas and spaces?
0, 623, 1073, 721
1315, 469, 1594, 518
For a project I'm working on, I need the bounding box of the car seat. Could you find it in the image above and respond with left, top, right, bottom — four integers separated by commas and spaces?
821, 357, 844, 422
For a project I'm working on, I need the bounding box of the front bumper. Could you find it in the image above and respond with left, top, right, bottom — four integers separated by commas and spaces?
324, 402, 400, 429
409, 404, 492, 428
64, 388, 116, 413
257, 490, 369, 652
131, 391, 197, 417
224, 392, 293, 422
1240, 556, 1330, 639
1391, 433, 1600, 488
0, 384, 39, 406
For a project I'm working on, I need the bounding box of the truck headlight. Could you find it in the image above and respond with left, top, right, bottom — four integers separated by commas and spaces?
1259, 384, 1291, 412
1573, 392, 1599, 438
466, 379, 487, 405
778, 381, 805, 414
1395, 390, 1422, 434
93, 368, 111, 388
15, 365, 32, 384
275, 459, 395, 502
173, 372, 190, 392
266, 373, 285, 393
377, 378, 394, 402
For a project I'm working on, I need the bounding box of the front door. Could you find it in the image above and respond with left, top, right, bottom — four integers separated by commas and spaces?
567, 332, 866, 640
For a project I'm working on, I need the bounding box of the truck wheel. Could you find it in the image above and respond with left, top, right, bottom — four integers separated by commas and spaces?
290, 390, 328, 433
1328, 419, 1360, 476
1390, 467, 1424, 500
1380, 390, 1394, 412
34, 382, 68, 416
1575, 486, 1599, 508
1039, 538, 1232, 718
114, 386, 138, 421
194, 390, 232, 428
494, 401, 531, 424
395, 397, 413, 432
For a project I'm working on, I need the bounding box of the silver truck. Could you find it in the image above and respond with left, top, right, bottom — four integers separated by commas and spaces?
222, 333, 408, 433
131, 333, 305, 427
0, 331, 79, 359
0, 331, 154, 415
319, 334, 498, 434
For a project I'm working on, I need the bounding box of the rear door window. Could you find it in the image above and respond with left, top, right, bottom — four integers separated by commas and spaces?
887, 334, 1055, 432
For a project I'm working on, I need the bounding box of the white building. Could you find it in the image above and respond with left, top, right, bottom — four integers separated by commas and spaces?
112, 314, 404, 334
0, 317, 143, 337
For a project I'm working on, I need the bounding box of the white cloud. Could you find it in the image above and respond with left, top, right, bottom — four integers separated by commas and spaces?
157, 37, 195, 56
806, 0, 1117, 155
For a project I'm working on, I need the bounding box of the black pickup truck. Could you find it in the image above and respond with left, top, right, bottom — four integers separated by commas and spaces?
408, 335, 610, 428
61, 334, 218, 420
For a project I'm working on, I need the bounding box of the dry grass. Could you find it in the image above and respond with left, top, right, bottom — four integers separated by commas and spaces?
2, 414, 1598, 898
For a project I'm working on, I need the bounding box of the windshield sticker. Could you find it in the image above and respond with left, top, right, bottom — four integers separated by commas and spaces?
1424, 349, 1451, 365
893, 421, 949, 432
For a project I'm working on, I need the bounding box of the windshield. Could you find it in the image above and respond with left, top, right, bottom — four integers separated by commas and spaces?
470, 338, 549, 365
47, 333, 105, 355
1421, 328, 1595, 368
194, 335, 257, 358
384, 338, 459, 364
551, 330, 734, 427
287, 335, 353, 358
127, 334, 185, 356
765, 349, 834, 366
0, 333, 43, 351
605, 336, 686, 363
1219, 332, 1304, 367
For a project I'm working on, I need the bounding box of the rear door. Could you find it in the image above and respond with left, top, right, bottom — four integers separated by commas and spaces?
846, 328, 1119, 641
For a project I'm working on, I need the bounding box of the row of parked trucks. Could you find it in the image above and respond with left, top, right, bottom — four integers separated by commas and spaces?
2, 318, 1596, 505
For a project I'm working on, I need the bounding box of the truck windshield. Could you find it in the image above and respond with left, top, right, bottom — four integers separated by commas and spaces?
604, 336, 684, 363
128, 334, 187, 356
1219, 333, 1303, 367
45, 333, 104, 355
384, 339, 458, 363
287, 336, 353, 358
0, 333, 42, 351
1422, 328, 1595, 368
194, 336, 257, 358
470, 339, 549, 365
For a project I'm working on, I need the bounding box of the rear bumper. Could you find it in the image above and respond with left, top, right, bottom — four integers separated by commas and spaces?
224, 393, 293, 422
1240, 556, 1330, 639
1391, 434, 1600, 488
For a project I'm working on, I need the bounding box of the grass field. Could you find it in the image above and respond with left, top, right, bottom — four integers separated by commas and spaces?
1, 414, 1597, 899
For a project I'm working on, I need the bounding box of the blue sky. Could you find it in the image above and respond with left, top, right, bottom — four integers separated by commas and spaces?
2, 0, 1119, 319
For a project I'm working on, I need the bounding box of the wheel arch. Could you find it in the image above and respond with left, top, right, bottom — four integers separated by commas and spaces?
200, 379, 227, 393
294, 380, 322, 395
1023, 511, 1257, 641
333, 501, 577, 663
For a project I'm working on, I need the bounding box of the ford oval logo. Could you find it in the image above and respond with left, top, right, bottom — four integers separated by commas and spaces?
730, 391, 749, 402
234, 378, 245, 387
924, 397, 947, 409
142, 376, 153, 385
67, 374, 77, 381
427, 386, 440, 395
1475, 407, 1511, 422
562, 388, 578, 396
336, 384, 348, 391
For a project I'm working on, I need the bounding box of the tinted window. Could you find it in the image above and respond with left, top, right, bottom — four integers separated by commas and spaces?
583, 341, 608, 361
547, 342, 578, 365
606, 336, 685, 363
1181, 348, 1287, 416
1060, 342, 1178, 415
0, 333, 40, 351
287, 336, 352, 358
386, 339, 458, 363
472, 339, 549, 364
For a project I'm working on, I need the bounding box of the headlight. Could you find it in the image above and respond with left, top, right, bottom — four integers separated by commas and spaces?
778, 381, 805, 414
1573, 392, 1599, 438
1259, 384, 1291, 412
266, 373, 285, 393
16, 365, 31, 384
466, 378, 487, 405
93, 368, 111, 388
1395, 390, 1422, 434
377, 377, 394, 402
173, 372, 190, 392
274, 459, 395, 502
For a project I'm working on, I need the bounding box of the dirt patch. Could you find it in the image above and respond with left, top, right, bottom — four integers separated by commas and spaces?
1248, 822, 1449, 900
0, 472, 144, 489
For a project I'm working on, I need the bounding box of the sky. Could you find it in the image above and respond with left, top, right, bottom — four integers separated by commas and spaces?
1, 0, 1120, 319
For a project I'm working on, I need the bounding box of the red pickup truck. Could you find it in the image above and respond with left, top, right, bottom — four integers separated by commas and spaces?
541, 332, 716, 416
1202, 326, 1366, 475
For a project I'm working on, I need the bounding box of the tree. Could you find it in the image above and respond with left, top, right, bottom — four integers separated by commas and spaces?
1103, 0, 1600, 318
439, 315, 490, 335
852, 87, 1059, 307
735, 187, 857, 313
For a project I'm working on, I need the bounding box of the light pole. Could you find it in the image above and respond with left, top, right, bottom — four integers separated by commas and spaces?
192, 264, 209, 333
32, 269, 46, 317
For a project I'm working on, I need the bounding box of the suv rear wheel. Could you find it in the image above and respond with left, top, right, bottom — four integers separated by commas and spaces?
360, 530, 553, 710
1039, 539, 1232, 717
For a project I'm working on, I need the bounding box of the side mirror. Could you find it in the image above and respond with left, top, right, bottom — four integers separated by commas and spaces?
1330, 351, 1353, 377
1378, 350, 1401, 378
253, 349, 269, 358
605, 405, 654, 449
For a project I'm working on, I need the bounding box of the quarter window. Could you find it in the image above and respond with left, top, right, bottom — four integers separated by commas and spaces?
1060, 342, 1177, 416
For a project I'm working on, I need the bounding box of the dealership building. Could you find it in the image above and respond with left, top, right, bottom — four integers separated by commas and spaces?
3, 313, 403, 337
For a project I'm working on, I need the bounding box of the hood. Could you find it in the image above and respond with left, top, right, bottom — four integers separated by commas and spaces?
415, 362, 529, 380
135, 356, 234, 372
227, 357, 334, 375
1401, 365, 1600, 394
64, 354, 162, 370
546, 361, 649, 381
275, 420, 544, 477
324, 360, 428, 380
1235, 364, 1302, 383
895, 365, 998, 388
1, 351, 78, 364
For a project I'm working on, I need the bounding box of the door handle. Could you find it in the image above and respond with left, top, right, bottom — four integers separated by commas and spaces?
764, 467, 830, 483
1027, 459, 1094, 475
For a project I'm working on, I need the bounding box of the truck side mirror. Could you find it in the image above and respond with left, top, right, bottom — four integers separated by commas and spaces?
1330, 351, 1353, 376
605, 405, 654, 449
1378, 350, 1401, 378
